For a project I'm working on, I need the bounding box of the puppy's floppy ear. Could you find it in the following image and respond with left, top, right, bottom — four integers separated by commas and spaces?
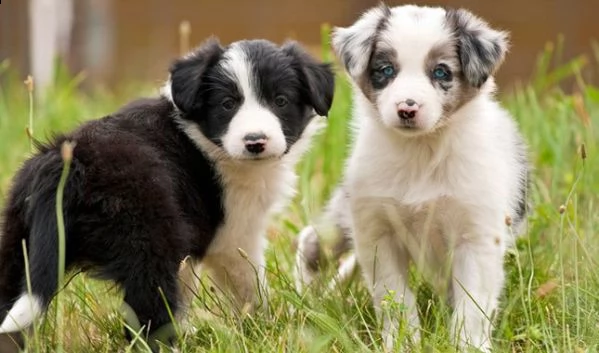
282, 41, 335, 117
169, 37, 224, 113
446, 8, 509, 88
331, 3, 391, 79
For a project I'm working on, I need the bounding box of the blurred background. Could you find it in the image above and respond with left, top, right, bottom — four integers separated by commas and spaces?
1, 0, 598, 94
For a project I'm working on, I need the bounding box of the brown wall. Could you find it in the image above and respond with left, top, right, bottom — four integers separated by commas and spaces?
1, 0, 598, 91
0, 1, 30, 76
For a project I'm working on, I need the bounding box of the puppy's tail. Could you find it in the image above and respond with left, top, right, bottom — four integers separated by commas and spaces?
0, 150, 81, 334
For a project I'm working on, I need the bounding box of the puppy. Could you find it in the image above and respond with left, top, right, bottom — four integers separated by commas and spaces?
295, 4, 529, 352
0, 38, 334, 350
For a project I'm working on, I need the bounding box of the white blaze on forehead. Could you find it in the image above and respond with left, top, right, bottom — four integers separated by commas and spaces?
220, 44, 287, 159
381, 6, 452, 68
222, 43, 254, 99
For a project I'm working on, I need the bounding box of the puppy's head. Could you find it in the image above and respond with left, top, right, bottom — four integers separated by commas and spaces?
166, 38, 334, 160
332, 4, 508, 136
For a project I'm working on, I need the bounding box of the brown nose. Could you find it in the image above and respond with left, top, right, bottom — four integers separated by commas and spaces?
397, 99, 419, 119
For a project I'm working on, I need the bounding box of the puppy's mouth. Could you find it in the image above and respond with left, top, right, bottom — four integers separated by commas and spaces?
235, 152, 282, 162
398, 118, 417, 129
390, 117, 435, 137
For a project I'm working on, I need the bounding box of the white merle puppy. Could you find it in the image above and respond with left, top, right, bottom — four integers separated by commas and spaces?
0, 38, 333, 351
295, 4, 529, 352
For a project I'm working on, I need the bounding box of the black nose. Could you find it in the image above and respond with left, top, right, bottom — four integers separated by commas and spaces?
398, 110, 417, 119
397, 99, 419, 120
243, 133, 267, 154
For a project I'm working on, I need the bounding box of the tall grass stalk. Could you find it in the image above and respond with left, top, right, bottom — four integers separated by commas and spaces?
179, 21, 191, 56
54, 141, 75, 352
24, 75, 34, 152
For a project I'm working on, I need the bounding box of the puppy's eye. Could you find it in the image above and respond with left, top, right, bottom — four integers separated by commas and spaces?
274, 95, 288, 107
432, 65, 451, 80
380, 65, 395, 77
221, 98, 237, 111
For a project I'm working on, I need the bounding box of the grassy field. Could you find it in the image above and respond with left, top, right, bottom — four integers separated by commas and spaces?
0, 37, 598, 352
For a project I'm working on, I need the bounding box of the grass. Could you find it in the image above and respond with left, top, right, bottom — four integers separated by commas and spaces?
0, 35, 598, 352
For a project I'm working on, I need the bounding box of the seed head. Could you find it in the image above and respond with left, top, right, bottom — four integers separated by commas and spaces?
24, 75, 34, 92
179, 21, 191, 55
61, 141, 76, 162
237, 247, 249, 260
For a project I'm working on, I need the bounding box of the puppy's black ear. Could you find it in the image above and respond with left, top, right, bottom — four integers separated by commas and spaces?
446, 8, 509, 88
168, 37, 224, 113
331, 3, 391, 79
282, 41, 335, 117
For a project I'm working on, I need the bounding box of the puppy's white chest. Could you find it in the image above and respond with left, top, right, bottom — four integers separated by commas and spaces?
206, 162, 296, 256
348, 136, 473, 288
370, 196, 463, 286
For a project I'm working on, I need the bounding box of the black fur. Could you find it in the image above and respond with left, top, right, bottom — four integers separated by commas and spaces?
0, 38, 334, 350
280, 41, 335, 117
170, 37, 225, 114
1, 98, 222, 338
368, 49, 397, 90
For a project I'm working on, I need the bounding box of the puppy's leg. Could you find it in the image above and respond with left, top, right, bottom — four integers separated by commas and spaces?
295, 224, 356, 292
327, 253, 358, 291
295, 186, 354, 292
177, 257, 202, 324
450, 236, 505, 353
202, 240, 268, 313
294, 225, 321, 291
120, 259, 181, 352
352, 210, 418, 350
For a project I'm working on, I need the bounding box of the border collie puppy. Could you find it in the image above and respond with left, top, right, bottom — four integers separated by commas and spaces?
0, 38, 334, 350
295, 4, 529, 352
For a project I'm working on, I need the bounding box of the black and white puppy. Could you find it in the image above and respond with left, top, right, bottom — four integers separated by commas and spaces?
0, 38, 334, 349
295, 4, 529, 352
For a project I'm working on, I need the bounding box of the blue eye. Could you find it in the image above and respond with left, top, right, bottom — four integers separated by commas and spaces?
381, 65, 395, 77
433, 66, 449, 79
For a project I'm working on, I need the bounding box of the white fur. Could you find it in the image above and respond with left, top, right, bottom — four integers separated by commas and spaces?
201, 159, 294, 309
160, 78, 175, 109
294, 186, 356, 292
320, 5, 527, 352
0, 294, 42, 333
348, 94, 523, 351
294, 225, 319, 291
328, 253, 357, 290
